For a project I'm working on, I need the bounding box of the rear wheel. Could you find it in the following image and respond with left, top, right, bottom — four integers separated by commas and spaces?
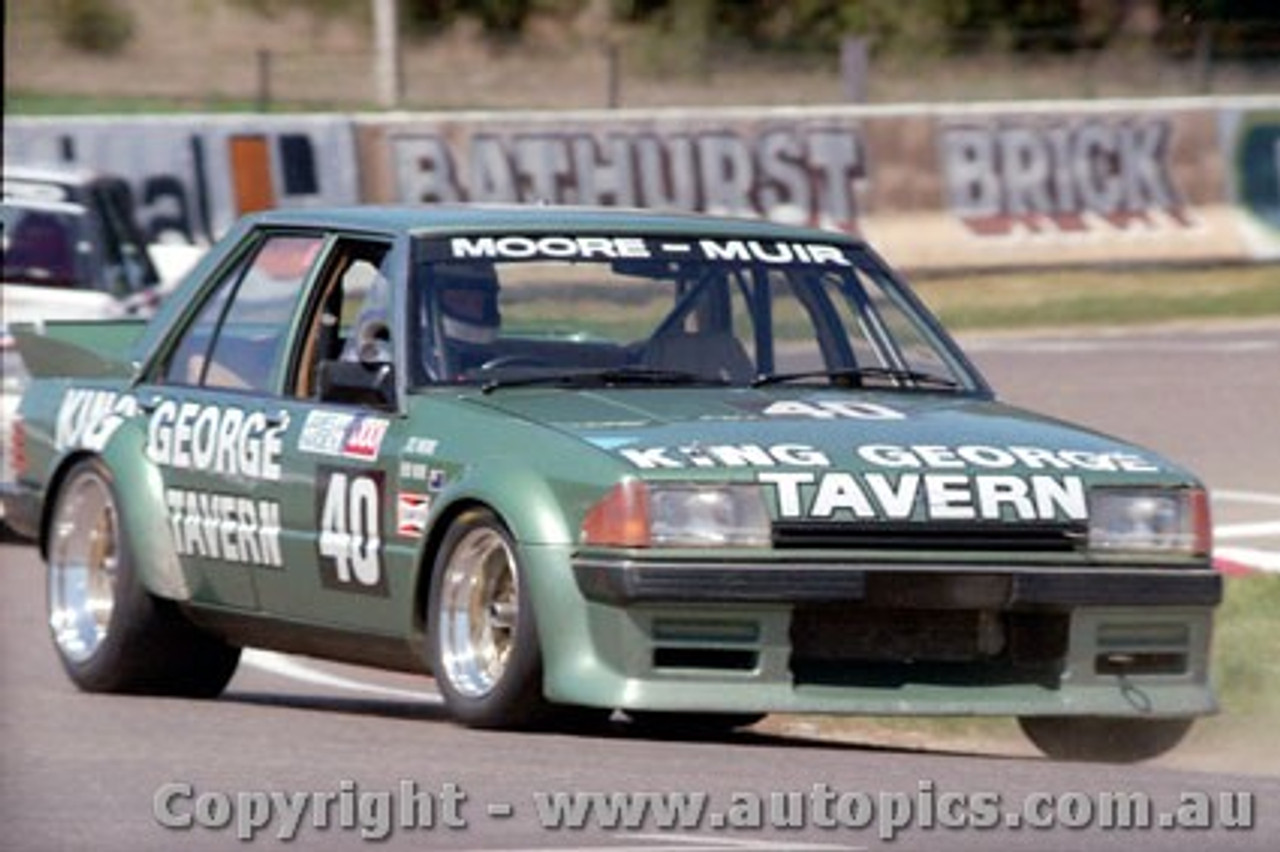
46, 458, 240, 697
1018, 716, 1194, 763
428, 509, 550, 728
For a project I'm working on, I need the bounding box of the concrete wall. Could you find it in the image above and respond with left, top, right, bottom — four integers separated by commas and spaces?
7, 96, 1279, 270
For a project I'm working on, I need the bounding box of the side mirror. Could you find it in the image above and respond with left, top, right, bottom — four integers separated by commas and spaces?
317, 359, 395, 409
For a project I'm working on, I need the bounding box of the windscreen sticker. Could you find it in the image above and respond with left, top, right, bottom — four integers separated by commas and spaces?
299, 411, 389, 461
437, 236, 855, 266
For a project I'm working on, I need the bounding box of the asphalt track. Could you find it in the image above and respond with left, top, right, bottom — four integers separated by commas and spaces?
2, 322, 1278, 851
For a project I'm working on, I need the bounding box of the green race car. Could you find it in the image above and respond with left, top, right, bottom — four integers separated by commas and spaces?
7, 205, 1220, 762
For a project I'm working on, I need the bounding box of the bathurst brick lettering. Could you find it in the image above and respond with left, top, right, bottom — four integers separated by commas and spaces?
942, 117, 1189, 236
393, 127, 866, 229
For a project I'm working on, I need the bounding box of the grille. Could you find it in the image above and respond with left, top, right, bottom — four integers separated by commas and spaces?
789, 604, 1070, 687
772, 521, 1086, 552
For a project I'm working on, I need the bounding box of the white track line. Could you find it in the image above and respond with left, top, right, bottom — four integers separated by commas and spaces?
1214, 521, 1280, 541
1210, 490, 1280, 574
1214, 490, 1280, 508
1214, 547, 1280, 574
239, 649, 443, 704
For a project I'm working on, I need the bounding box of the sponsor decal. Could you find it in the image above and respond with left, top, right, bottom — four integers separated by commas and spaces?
400, 460, 428, 481
404, 437, 440, 456
164, 488, 282, 567
397, 492, 432, 538
299, 411, 390, 461
343, 418, 390, 460
317, 468, 388, 596
760, 469, 1087, 522
759, 443, 1159, 522
616, 440, 1161, 523
622, 442, 831, 471
760, 399, 904, 420
147, 399, 286, 481
854, 443, 1160, 473
399, 460, 448, 489
55, 389, 138, 452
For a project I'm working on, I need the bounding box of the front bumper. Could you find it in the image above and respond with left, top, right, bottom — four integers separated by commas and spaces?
524, 545, 1220, 719
572, 557, 1222, 607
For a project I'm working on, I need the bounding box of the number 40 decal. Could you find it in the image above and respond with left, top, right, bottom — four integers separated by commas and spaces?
318, 469, 387, 595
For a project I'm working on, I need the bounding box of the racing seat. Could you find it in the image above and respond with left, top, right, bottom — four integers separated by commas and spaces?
641, 331, 755, 383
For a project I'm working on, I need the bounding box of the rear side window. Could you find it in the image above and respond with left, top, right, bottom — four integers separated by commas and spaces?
163, 233, 323, 392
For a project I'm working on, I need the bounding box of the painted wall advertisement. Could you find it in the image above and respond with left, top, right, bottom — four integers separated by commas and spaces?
6, 97, 1278, 269
4, 115, 360, 245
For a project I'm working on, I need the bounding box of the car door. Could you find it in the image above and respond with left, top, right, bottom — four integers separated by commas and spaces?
141, 229, 326, 610
249, 235, 418, 636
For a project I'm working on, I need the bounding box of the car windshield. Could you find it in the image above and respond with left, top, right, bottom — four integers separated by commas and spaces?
1, 202, 90, 288
407, 234, 985, 393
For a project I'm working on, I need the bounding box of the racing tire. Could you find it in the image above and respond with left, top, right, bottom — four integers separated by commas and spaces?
428, 508, 552, 729
1018, 716, 1194, 763
625, 711, 766, 737
46, 458, 241, 698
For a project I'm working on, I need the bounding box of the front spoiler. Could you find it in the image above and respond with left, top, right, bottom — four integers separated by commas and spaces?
523, 545, 1220, 717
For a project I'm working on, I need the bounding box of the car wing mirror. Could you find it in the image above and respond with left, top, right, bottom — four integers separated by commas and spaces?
317, 359, 395, 409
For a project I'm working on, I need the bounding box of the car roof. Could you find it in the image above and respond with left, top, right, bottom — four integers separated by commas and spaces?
1, 197, 88, 216
3, 163, 112, 191
244, 204, 866, 244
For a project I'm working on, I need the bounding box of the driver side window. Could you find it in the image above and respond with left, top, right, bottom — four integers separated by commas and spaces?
292, 240, 394, 399
163, 233, 323, 391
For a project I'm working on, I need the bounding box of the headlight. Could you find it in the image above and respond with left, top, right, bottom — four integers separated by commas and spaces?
1087, 488, 1211, 556
581, 480, 771, 548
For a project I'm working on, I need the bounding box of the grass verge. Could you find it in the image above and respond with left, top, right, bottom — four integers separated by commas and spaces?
912, 264, 1280, 332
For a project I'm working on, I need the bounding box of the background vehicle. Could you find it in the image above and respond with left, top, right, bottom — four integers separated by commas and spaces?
2, 166, 167, 534
9, 206, 1220, 762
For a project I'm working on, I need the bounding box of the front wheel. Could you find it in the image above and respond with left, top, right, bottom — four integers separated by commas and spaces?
46, 458, 241, 697
427, 509, 549, 728
1018, 716, 1194, 763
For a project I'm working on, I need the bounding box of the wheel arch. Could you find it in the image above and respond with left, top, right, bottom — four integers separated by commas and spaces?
409, 466, 576, 641
411, 497, 492, 639
42, 431, 189, 602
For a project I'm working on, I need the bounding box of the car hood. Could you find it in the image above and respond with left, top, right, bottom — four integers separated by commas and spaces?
468, 386, 1196, 526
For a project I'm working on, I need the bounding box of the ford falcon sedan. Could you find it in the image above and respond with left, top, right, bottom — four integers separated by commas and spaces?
7, 205, 1220, 762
